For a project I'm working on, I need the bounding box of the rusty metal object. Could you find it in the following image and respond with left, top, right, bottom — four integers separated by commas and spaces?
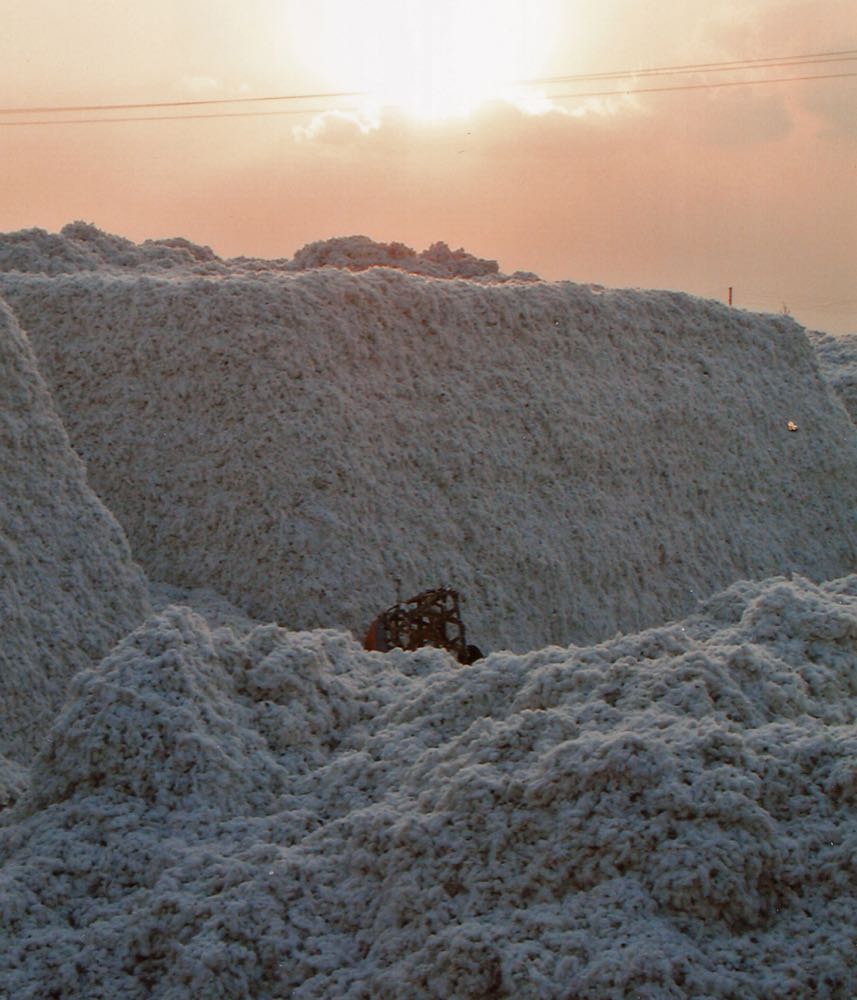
363, 587, 482, 664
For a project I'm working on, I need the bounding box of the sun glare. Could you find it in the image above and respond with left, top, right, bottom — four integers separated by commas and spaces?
293, 0, 557, 121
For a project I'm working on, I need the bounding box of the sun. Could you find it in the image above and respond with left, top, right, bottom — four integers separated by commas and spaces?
292, 0, 557, 121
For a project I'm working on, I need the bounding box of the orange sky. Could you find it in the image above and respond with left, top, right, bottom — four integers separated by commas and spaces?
2, 0, 856, 332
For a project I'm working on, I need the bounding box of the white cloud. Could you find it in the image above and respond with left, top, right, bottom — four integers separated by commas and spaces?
293, 109, 380, 144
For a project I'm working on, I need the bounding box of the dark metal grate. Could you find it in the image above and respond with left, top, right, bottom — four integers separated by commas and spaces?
363, 587, 481, 664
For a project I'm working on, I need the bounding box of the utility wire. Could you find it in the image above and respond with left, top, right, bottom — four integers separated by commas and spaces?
0, 105, 365, 127
549, 70, 857, 102
0, 90, 363, 116
2, 47, 854, 114
528, 48, 857, 84
2, 48, 855, 126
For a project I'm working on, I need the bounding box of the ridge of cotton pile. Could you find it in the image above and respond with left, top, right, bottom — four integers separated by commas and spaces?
0, 221, 520, 281
0, 296, 149, 764
1, 574, 856, 998
808, 329, 857, 426
1, 224, 855, 652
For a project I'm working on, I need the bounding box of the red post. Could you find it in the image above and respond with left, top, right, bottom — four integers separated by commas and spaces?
728, 286, 733, 306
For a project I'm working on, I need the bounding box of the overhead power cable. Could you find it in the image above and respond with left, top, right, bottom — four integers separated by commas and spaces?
2, 47, 854, 116
0, 106, 366, 128
0, 90, 363, 117
550, 70, 857, 102
526, 48, 857, 85
2, 48, 855, 127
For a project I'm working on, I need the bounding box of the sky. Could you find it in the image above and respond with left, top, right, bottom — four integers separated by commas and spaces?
1, 0, 855, 333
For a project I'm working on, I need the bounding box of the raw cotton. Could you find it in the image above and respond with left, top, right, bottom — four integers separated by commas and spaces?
2, 226, 855, 651
0, 228, 857, 649
808, 329, 857, 426
1, 573, 855, 998
0, 222, 520, 282
0, 296, 149, 764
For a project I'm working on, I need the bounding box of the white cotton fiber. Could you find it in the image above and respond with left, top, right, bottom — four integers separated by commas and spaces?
808, 329, 857, 425
1, 225, 854, 651
0, 222, 511, 281
1, 574, 855, 998
0, 296, 149, 765
1, 224, 856, 999
288, 234, 507, 278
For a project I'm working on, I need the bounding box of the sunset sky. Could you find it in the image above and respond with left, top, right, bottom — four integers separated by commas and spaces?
2, 0, 855, 333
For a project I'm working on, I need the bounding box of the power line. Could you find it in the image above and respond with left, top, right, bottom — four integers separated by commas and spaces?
0, 105, 365, 128
526, 48, 857, 85
549, 70, 857, 102
3, 47, 854, 116
0, 90, 363, 116
2, 49, 856, 127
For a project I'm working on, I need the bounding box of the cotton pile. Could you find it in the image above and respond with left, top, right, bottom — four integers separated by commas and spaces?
1, 223, 856, 999
808, 329, 857, 426
0, 296, 149, 764
1, 224, 855, 652
1, 574, 856, 998
0, 222, 513, 281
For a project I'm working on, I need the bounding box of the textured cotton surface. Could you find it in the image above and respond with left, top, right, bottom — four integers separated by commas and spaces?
1, 225, 855, 651
0, 222, 515, 281
0, 296, 149, 763
808, 329, 857, 426
2, 225, 856, 998
1, 574, 856, 999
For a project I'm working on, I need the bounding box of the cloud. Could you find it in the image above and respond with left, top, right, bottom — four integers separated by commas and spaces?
718, 0, 857, 142
289, 98, 619, 164
293, 109, 380, 144
289, 81, 795, 169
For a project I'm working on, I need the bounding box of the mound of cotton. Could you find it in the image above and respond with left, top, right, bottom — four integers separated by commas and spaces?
0, 222, 520, 283
4, 227, 856, 651
0, 296, 149, 765
1, 574, 855, 998
290, 235, 508, 279
0, 221, 232, 276
808, 329, 857, 426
